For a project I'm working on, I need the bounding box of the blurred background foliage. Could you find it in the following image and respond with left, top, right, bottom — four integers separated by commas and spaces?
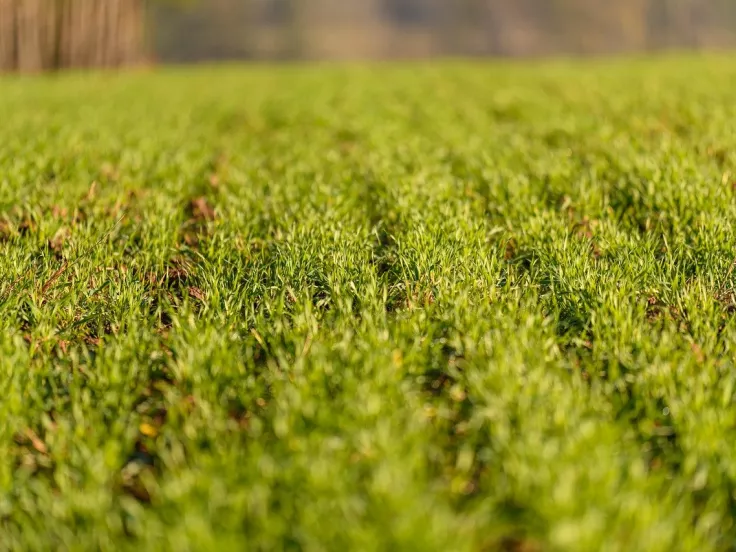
1, 0, 736, 72
153, 0, 736, 62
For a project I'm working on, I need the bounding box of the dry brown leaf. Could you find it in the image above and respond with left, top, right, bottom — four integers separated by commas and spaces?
190, 197, 216, 221
25, 429, 48, 454
188, 286, 206, 301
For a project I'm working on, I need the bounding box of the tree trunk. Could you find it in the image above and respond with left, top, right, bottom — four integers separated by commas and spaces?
1, 0, 145, 73
436, 0, 461, 56
17, 0, 42, 72
0, 0, 18, 71
284, 0, 305, 59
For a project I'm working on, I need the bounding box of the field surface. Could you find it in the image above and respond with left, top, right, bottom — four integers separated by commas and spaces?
1, 57, 736, 551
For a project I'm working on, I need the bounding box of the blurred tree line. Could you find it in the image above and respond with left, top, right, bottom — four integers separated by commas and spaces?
153, 0, 736, 61
1, 0, 735, 72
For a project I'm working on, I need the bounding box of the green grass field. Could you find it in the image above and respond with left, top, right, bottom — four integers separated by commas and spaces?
1, 56, 736, 550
